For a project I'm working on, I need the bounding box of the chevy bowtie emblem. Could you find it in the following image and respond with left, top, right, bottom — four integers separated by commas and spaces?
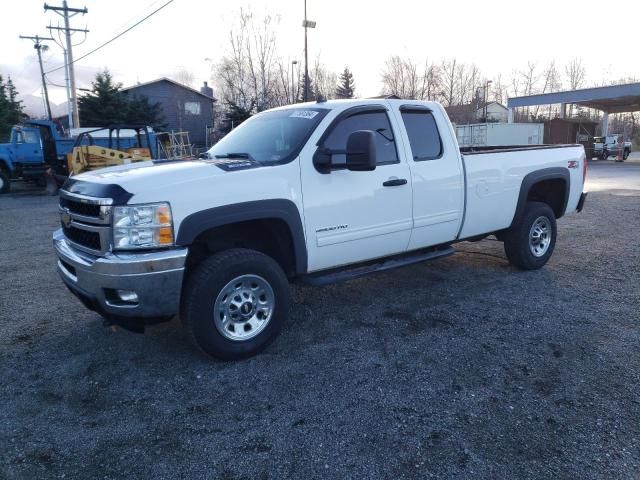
61, 209, 72, 228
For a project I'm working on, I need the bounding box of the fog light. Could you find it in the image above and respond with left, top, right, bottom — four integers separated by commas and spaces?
116, 290, 139, 303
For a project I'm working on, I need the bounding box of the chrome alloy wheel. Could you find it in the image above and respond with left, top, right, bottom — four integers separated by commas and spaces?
529, 216, 552, 257
213, 274, 275, 341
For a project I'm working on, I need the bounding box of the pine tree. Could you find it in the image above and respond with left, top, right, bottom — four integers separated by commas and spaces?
0, 75, 24, 142
298, 74, 315, 102
79, 69, 164, 128
335, 67, 355, 99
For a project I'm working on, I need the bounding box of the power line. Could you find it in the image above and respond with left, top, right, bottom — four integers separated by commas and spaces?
44, 0, 175, 75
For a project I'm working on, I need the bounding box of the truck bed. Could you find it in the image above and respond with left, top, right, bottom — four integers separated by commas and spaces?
460, 144, 581, 154
458, 143, 585, 239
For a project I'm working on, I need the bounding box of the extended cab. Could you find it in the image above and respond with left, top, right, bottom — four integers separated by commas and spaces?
53, 99, 588, 359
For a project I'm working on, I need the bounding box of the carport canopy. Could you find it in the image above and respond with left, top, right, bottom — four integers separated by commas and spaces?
507, 82, 640, 135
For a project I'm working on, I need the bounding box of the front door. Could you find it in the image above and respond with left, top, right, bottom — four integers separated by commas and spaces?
300, 106, 413, 272
14, 128, 43, 164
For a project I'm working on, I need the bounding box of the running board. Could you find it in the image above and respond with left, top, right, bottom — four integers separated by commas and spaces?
300, 246, 455, 287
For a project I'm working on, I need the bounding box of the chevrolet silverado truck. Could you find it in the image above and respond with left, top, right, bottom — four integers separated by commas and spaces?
53, 98, 588, 359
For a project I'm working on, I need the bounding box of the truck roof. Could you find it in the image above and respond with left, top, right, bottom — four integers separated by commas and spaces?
266, 98, 439, 113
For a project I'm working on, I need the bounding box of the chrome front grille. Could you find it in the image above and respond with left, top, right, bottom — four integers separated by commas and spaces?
59, 190, 113, 254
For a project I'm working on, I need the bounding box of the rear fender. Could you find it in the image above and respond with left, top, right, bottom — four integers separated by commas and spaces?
510, 167, 570, 227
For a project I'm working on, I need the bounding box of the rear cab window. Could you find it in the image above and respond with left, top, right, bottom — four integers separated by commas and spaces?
400, 108, 443, 161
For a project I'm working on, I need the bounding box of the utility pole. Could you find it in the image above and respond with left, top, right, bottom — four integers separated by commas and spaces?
44, 1, 88, 128
48, 25, 89, 129
301, 0, 316, 102
19, 35, 54, 120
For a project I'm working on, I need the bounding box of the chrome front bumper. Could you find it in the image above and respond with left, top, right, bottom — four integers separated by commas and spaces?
53, 229, 188, 319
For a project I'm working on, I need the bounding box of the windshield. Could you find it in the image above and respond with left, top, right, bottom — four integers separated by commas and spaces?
207, 108, 329, 164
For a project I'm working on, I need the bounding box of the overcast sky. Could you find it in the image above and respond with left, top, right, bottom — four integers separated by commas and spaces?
1, 0, 638, 116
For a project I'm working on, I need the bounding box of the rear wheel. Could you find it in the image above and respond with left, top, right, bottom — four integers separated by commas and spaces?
181, 248, 290, 360
503, 201, 557, 270
0, 169, 10, 194
623, 149, 630, 160
601, 149, 608, 160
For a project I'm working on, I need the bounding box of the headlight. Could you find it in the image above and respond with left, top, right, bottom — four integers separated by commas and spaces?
112, 202, 174, 250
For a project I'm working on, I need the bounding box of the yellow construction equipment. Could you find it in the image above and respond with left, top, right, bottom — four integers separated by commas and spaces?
67, 145, 151, 175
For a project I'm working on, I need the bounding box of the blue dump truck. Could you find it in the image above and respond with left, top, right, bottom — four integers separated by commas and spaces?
0, 120, 158, 194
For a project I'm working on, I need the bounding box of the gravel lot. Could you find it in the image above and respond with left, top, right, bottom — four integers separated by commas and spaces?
1, 159, 639, 479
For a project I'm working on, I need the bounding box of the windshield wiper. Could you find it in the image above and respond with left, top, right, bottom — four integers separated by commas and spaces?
214, 152, 251, 159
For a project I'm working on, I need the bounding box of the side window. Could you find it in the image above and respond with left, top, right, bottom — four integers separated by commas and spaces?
401, 110, 443, 161
323, 111, 398, 166
23, 131, 40, 144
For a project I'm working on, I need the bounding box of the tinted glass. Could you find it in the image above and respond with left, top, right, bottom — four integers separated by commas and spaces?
208, 108, 328, 164
324, 111, 398, 165
401, 111, 443, 160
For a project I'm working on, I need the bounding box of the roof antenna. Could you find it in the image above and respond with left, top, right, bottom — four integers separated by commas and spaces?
316, 94, 327, 103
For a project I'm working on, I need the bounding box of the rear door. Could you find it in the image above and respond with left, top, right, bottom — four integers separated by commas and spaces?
300, 105, 413, 272
389, 104, 464, 250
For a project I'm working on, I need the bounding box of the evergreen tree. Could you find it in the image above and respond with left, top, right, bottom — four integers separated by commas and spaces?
79, 69, 164, 128
220, 100, 254, 135
0, 75, 24, 142
335, 67, 355, 99
298, 74, 315, 102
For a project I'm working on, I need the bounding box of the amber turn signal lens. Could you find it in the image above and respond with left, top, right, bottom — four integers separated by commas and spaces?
156, 226, 174, 244
156, 205, 172, 225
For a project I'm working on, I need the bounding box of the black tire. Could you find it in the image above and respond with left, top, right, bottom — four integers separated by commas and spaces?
503, 201, 557, 270
601, 150, 608, 160
0, 169, 10, 194
623, 149, 629, 160
181, 248, 290, 360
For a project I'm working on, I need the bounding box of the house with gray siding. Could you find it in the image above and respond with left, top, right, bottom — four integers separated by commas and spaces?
122, 78, 216, 147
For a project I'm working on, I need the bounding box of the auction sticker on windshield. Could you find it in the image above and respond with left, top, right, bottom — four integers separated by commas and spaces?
290, 110, 319, 119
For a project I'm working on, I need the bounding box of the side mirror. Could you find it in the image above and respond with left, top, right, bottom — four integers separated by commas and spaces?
346, 130, 377, 171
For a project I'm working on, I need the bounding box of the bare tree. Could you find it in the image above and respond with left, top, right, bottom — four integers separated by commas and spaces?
440, 58, 458, 106
380, 55, 441, 100
492, 74, 509, 105
564, 58, 586, 117
312, 56, 338, 100
174, 68, 195, 87
213, 8, 280, 120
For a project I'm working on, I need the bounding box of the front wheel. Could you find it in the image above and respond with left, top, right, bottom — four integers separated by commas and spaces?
623, 149, 630, 160
503, 201, 557, 270
181, 248, 290, 360
0, 169, 10, 194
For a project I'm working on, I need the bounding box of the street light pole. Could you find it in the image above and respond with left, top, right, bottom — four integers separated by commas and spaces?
291, 60, 298, 103
302, 0, 316, 102
304, 0, 308, 102
484, 80, 492, 122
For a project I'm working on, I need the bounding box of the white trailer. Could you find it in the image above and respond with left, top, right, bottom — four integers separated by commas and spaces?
456, 123, 544, 147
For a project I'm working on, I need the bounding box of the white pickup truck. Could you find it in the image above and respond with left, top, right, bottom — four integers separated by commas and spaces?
593, 134, 631, 160
53, 99, 587, 359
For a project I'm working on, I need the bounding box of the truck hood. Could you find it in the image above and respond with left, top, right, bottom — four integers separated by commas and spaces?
70, 158, 257, 192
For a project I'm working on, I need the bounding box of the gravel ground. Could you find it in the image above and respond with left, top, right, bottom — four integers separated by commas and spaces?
1, 160, 639, 479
